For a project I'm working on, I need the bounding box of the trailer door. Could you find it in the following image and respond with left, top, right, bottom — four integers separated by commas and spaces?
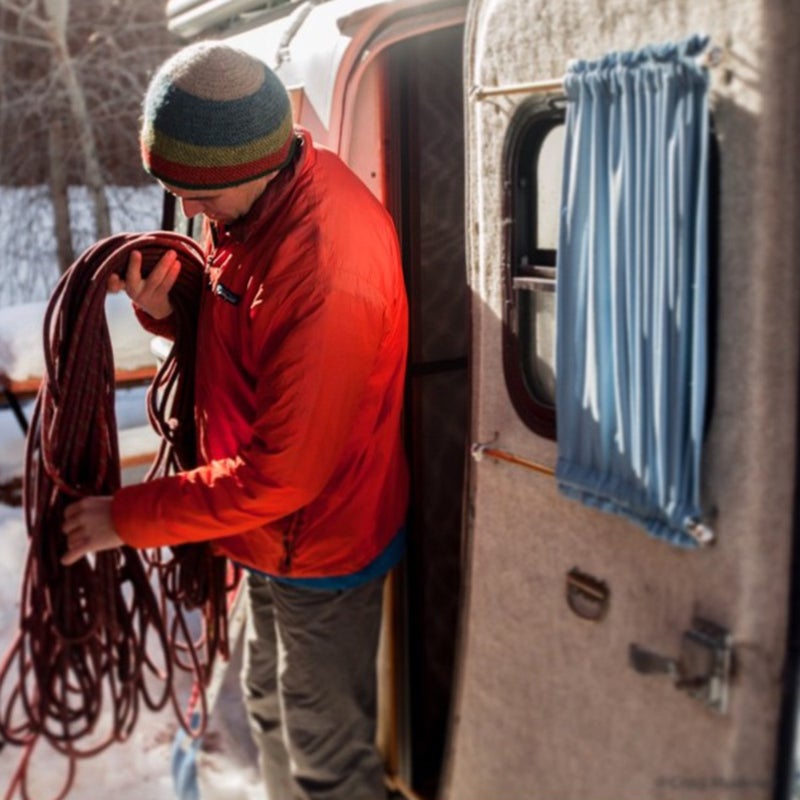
443, 2, 800, 799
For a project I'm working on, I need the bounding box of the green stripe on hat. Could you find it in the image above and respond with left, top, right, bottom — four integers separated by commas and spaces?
142, 114, 294, 170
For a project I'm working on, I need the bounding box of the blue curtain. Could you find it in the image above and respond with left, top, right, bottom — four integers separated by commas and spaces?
555, 35, 712, 548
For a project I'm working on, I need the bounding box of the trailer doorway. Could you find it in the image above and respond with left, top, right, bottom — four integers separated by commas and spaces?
384, 23, 468, 799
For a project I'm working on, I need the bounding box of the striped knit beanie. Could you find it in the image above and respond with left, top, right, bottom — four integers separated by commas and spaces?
140, 42, 295, 190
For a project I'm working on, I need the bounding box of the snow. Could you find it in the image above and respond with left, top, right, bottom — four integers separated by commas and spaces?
0, 187, 263, 799
0, 294, 157, 383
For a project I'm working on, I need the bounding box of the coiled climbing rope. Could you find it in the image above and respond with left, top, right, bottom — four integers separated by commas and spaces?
0, 232, 235, 799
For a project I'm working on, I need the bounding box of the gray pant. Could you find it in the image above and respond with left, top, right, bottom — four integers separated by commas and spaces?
241, 572, 387, 800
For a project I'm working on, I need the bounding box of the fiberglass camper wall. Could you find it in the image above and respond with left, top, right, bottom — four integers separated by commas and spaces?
444, 1, 800, 799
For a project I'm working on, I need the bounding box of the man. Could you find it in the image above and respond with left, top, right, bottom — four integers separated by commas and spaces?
61, 41, 409, 800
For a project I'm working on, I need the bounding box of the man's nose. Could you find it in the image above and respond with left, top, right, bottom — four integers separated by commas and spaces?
181, 198, 203, 218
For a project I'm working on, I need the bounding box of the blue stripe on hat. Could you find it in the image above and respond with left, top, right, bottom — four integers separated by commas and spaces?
145, 73, 290, 149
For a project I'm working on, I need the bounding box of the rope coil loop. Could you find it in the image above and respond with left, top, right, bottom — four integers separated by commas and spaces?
0, 232, 235, 800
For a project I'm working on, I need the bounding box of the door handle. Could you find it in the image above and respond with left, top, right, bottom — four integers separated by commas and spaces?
629, 617, 733, 713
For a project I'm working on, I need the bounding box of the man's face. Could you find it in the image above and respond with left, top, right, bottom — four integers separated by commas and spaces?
163, 173, 275, 224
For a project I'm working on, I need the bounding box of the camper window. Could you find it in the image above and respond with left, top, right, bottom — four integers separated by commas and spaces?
502, 105, 564, 439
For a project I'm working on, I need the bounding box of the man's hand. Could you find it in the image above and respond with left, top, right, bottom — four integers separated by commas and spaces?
61, 497, 124, 566
108, 249, 180, 320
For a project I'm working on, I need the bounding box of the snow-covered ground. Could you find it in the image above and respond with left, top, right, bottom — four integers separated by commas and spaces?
0, 187, 263, 799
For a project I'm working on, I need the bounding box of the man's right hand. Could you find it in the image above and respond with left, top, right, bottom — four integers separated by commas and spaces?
108, 249, 180, 320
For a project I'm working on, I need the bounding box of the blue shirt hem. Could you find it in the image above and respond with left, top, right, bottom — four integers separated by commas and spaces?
240, 525, 406, 591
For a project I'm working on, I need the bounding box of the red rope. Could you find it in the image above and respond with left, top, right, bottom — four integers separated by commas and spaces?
0, 232, 236, 799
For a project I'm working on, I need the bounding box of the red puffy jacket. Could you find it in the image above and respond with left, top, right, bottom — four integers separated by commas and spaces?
112, 130, 410, 578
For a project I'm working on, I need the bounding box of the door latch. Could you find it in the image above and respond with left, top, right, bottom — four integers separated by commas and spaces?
629, 617, 733, 713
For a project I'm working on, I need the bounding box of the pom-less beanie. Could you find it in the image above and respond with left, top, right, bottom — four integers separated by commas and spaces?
140, 42, 295, 190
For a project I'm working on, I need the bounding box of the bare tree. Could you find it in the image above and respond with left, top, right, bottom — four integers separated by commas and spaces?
0, 0, 178, 302
44, 0, 111, 245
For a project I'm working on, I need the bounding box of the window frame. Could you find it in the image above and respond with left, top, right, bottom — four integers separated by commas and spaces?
501, 100, 565, 440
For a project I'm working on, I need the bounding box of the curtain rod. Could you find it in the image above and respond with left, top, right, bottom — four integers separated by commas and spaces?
470, 441, 715, 547
470, 441, 556, 477
470, 45, 724, 102
470, 77, 564, 101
